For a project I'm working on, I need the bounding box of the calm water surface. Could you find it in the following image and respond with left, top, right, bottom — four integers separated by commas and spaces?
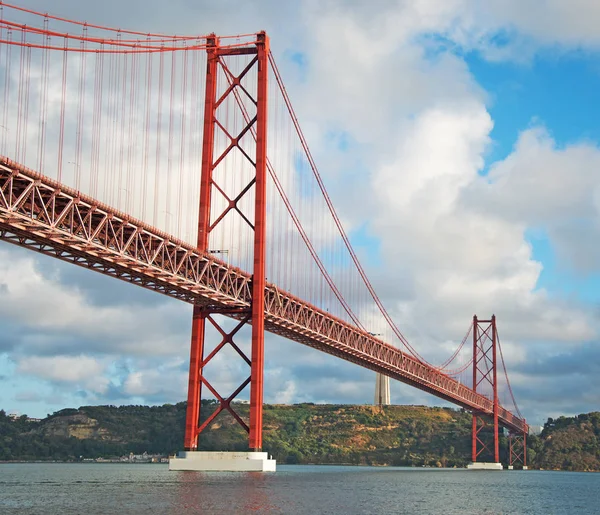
0, 463, 597, 514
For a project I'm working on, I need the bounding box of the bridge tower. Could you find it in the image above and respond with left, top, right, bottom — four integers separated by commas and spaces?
467, 315, 503, 470
508, 431, 528, 470
170, 32, 275, 471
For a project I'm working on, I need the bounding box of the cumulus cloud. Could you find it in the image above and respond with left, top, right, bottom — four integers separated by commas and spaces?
474, 0, 600, 52
17, 355, 104, 382
467, 127, 600, 273
122, 360, 188, 400
367, 106, 593, 342
17, 354, 110, 394
0, 246, 191, 357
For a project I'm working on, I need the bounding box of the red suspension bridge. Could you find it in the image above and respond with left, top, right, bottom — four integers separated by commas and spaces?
0, 3, 527, 470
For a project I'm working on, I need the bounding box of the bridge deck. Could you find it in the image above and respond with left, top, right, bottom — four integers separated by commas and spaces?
0, 158, 527, 434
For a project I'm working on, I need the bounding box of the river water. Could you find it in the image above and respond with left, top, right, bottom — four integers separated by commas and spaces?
0, 463, 598, 514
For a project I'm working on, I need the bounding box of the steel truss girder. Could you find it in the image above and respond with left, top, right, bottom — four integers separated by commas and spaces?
0, 158, 527, 434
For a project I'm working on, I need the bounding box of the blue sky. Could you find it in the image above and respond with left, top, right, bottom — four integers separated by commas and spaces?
473, 51, 600, 161
468, 51, 600, 304
2, 1, 600, 427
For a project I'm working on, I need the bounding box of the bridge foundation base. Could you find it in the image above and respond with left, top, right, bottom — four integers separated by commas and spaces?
169, 451, 276, 472
467, 462, 503, 471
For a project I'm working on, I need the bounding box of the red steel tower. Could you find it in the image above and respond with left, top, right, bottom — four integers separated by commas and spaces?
471, 315, 500, 467
508, 431, 528, 469
182, 32, 269, 456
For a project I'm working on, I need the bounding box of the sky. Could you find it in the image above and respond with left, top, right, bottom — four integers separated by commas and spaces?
2, 0, 600, 427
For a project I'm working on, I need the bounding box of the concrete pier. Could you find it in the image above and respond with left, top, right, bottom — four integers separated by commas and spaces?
169, 451, 276, 472
467, 462, 503, 470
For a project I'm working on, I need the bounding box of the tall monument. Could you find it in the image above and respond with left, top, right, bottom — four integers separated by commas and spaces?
374, 372, 391, 406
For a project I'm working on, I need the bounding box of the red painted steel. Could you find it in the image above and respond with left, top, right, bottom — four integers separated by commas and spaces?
184, 306, 205, 449
524, 430, 527, 467
471, 315, 500, 462
0, 157, 528, 435
472, 417, 492, 462
493, 316, 499, 463
181, 33, 269, 451
509, 431, 527, 468
0, 3, 260, 54
249, 32, 269, 451
198, 34, 218, 252
183, 35, 219, 451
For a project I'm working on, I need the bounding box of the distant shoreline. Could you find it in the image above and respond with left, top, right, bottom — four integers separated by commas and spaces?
0, 460, 167, 464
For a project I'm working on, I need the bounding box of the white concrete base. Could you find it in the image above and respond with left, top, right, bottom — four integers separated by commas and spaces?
508, 465, 514, 470
523, 466, 528, 470
467, 462, 504, 470
169, 451, 276, 472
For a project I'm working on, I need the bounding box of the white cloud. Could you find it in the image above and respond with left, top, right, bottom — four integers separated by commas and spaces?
467, 127, 600, 273
0, 248, 190, 356
479, 0, 600, 50
17, 354, 110, 394
122, 365, 187, 399
362, 106, 596, 377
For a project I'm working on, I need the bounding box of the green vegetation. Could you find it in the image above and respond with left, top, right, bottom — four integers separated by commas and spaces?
0, 402, 476, 466
0, 403, 187, 461
2, 402, 599, 471
262, 404, 474, 467
532, 412, 600, 471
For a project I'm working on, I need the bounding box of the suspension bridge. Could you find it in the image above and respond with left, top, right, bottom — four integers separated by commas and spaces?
0, 3, 527, 471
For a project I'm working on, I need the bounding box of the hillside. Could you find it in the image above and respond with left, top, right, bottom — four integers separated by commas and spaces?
1, 402, 480, 466
261, 403, 474, 466
532, 412, 600, 471
9, 402, 594, 469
